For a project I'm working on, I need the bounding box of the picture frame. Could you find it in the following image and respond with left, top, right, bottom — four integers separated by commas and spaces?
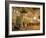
5, 1, 45, 37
